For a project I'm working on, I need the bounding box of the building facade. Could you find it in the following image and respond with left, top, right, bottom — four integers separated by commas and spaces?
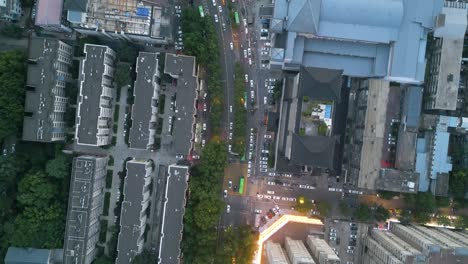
265, 241, 290, 264
34, 0, 71, 32
129, 52, 160, 150
75, 44, 116, 146
0, 0, 22, 21
362, 223, 468, 264
116, 159, 153, 264
64, 156, 108, 264
23, 37, 73, 142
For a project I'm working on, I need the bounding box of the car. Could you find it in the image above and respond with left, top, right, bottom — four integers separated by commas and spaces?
250, 79, 254, 88
233, 185, 238, 192
222, 23, 226, 31
244, 74, 249, 82
347, 250, 354, 254
212, 0, 216, 6
250, 90, 255, 100
348, 246, 355, 250
267, 190, 275, 194
349, 234, 357, 239
226, 204, 230, 213
245, 27, 248, 34
202, 123, 207, 131
255, 209, 262, 214
330, 237, 337, 241
203, 103, 207, 112
223, 190, 227, 198
248, 58, 252, 65
11, 144, 15, 153
261, 164, 268, 169
230, 42, 234, 50
263, 96, 267, 104
248, 48, 252, 56
229, 132, 232, 140
228, 181, 232, 189
218, 5, 222, 12
331, 228, 337, 233
261, 149, 269, 154
264, 134, 272, 139
283, 173, 292, 177
2, 149, 7, 156
267, 181, 275, 185
229, 122, 233, 130
230, 105, 233, 113
261, 157, 268, 161
268, 172, 276, 177
214, 14, 219, 23
265, 42, 271, 47
261, 28, 268, 33
243, 49, 248, 58
201, 139, 206, 148
228, 144, 232, 152
176, 154, 184, 159
330, 232, 337, 237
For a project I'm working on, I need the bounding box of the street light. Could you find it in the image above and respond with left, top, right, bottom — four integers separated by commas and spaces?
299, 197, 304, 204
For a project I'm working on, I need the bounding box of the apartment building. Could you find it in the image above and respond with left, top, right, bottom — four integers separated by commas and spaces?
34, 0, 71, 32
0, 0, 22, 21
116, 159, 153, 264
23, 37, 73, 142
285, 237, 316, 264
64, 156, 108, 264
75, 44, 116, 146
362, 223, 468, 264
164, 53, 198, 157
129, 52, 160, 150
424, 3, 467, 111
306, 236, 340, 264
265, 241, 290, 264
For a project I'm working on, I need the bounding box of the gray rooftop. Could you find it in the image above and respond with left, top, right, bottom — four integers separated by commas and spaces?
158, 165, 189, 264
117, 160, 151, 264
76, 44, 114, 145
64, 156, 104, 264
5, 247, 51, 264
290, 134, 339, 169
376, 168, 419, 193
271, 0, 444, 83
129, 52, 159, 150
402, 86, 423, 131
23, 37, 69, 142
297, 67, 342, 101
164, 53, 197, 155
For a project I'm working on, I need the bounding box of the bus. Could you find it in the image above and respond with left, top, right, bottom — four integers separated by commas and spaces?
198, 5, 205, 17
234, 11, 240, 25
239, 176, 245, 194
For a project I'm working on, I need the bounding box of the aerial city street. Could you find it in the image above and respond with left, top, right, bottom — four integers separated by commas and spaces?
3, 0, 468, 263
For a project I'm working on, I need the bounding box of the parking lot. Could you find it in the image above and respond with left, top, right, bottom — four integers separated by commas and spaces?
325, 219, 369, 264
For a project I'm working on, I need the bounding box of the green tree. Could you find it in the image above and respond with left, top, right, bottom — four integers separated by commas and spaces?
1, 24, 24, 38
316, 202, 331, 217
374, 205, 390, 222
0, 50, 27, 140
454, 215, 468, 229
355, 204, 371, 222
399, 209, 412, 225
46, 154, 71, 179
131, 250, 157, 263
449, 169, 468, 200
436, 215, 452, 226
94, 256, 113, 264
116, 42, 138, 63
295, 196, 313, 213
339, 202, 350, 216
17, 171, 57, 209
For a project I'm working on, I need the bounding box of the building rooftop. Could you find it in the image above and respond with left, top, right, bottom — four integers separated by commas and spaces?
376, 168, 419, 193
23, 37, 70, 142
75, 44, 114, 146
117, 160, 151, 264
158, 165, 189, 264
5, 247, 52, 264
401, 86, 423, 131
35, 0, 63, 27
164, 53, 197, 156
129, 52, 159, 150
271, 0, 444, 83
64, 156, 104, 264
265, 241, 289, 264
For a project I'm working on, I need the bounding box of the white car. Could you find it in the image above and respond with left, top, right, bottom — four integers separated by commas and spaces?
267, 190, 275, 194
265, 42, 271, 47
264, 134, 272, 139
267, 181, 275, 185
227, 204, 230, 213
229, 122, 233, 130
243, 49, 248, 58
230, 42, 234, 50
264, 96, 267, 104
244, 74, 249, 82
248, 58, 252, 65
203, 123, 207, 130
218, 5, 222, 12
250, 80, 254, 88
261, 157, 268, 161
228, 144, 232, 152
268, 172, 276, 177
201, 139, 206, 148
214, 14, 219, 23
212, 0, 216, 6
229, 132, 232, 140
248, 48, 252, 56
261, 149, 269, 154
223, 190, 227, 198
230, 105, 233, 112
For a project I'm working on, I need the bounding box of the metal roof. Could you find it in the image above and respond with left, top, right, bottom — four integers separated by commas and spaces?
5, 247, 51, 264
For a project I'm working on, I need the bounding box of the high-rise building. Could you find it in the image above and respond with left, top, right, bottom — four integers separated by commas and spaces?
116, 159, 153, 264
64, 156, 108, 264
285, 237, 316, 264
362, 223, 468, 264
0, 0, 22, 21
265, 241, 290, 264
129, 52, 160, 150
23, 37, 73, 142
306, 236, 340, 264
75, 44, 116, 146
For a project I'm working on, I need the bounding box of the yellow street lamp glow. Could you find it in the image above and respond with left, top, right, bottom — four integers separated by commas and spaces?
299, 197, 304, 204
252, 214, 323, 263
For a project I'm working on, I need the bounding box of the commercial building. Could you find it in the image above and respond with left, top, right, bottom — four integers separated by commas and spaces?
424, 3, 468, 111
34, 0, 71, 32
65, 0, 172, 44
362, 223, 468, 263
64, 156, 108, 264
75, 44, 116, 146
265, 241, 290, 264
0, 0, 22, 21
129, 52, 160, 150
306, 236, 340, 264
4, 247, 63, 264
23, 37, 73, 142
285, 237, 315, 264
269, 0, 444, 84
275, 67, 345, 173
164, 53, 198, 157
116, 159, 153, 264
158, 165, 189, 264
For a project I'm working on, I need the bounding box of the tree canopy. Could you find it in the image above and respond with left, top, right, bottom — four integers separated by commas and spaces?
131, 250, 157, 264
0, 50, 27, 140
46, 153, 72, 179
354, 204, 371, 222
